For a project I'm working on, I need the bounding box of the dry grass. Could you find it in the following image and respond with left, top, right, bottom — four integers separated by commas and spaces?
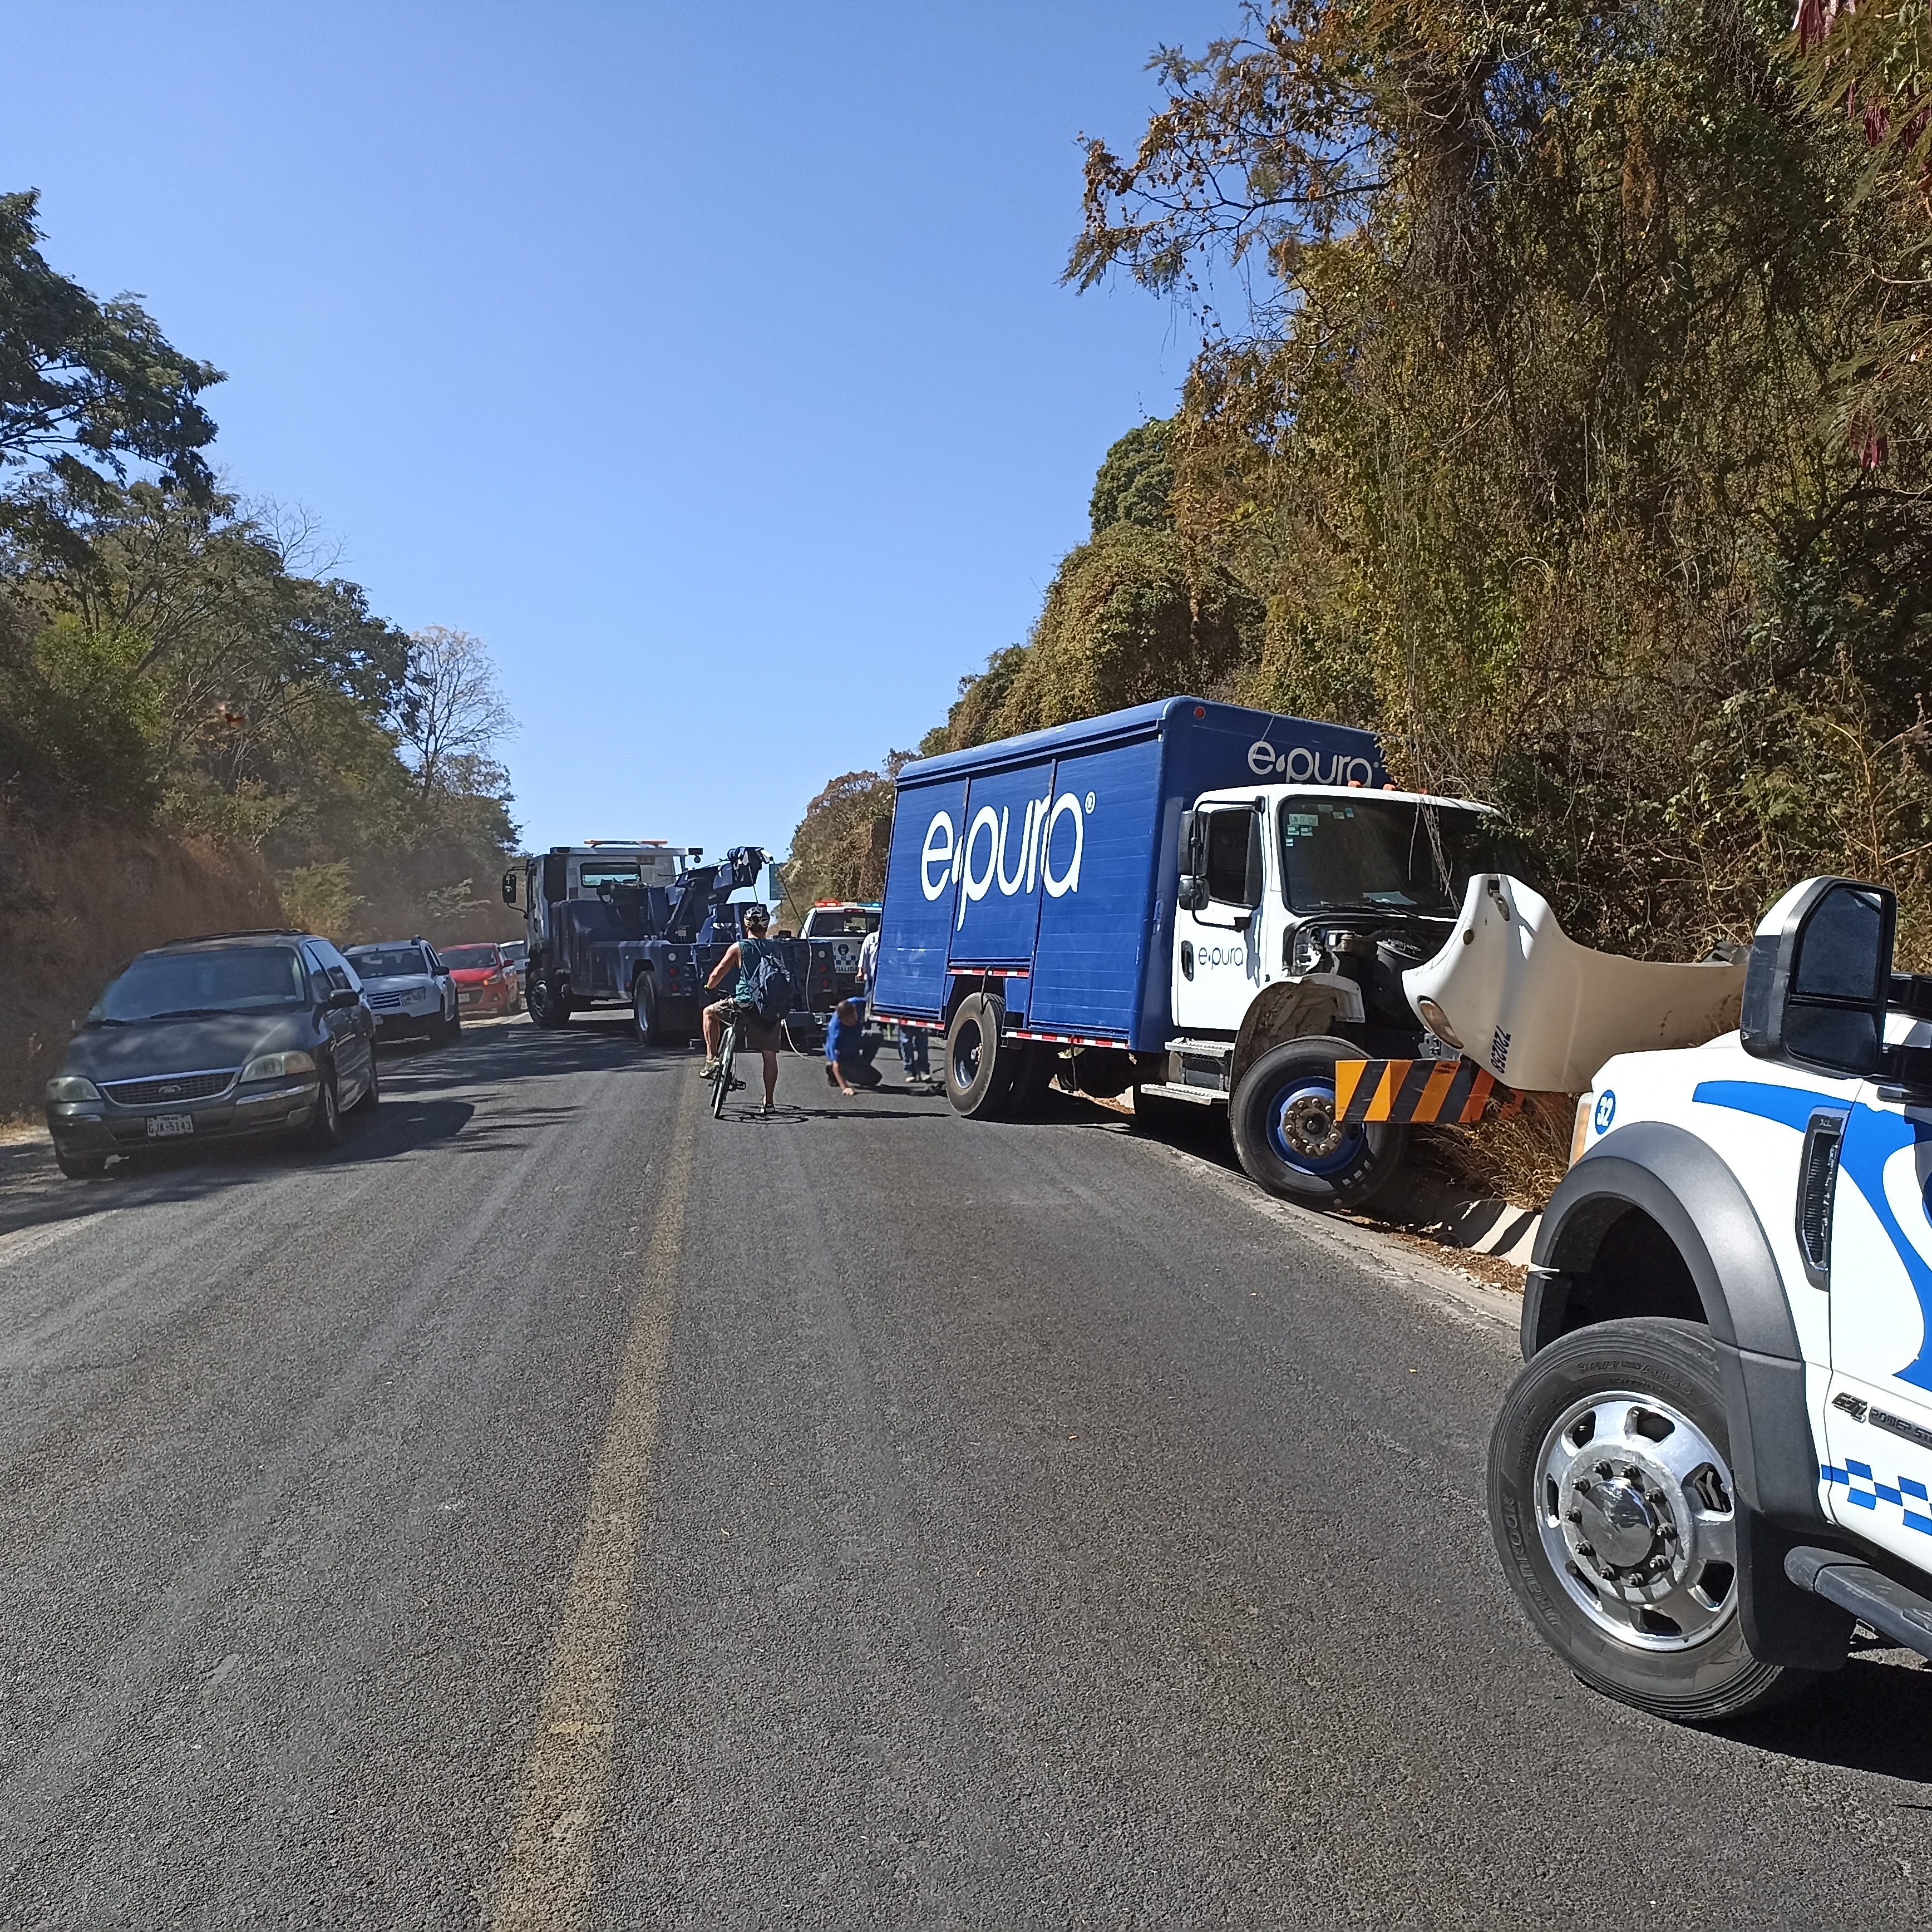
0, 802, 279, 1121
1411, 1092, 1578, 1210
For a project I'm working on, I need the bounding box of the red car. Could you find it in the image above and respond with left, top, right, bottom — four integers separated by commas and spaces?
441, 943, 520, 1017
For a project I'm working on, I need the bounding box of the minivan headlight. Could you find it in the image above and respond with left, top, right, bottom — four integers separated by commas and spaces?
241, 1050, 317, 1082
46, 1075, 101, 1103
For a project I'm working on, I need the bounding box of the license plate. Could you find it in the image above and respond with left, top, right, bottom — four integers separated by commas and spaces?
146, 1114, 194, 1138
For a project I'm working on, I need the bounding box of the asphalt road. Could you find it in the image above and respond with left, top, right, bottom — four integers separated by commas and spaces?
2, 1012, 1930, 1929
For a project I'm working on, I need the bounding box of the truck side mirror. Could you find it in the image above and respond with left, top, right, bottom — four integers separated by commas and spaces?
1176, 809, 1206, 910
501, 869, 518, 907
1741, 876, 1895, 1078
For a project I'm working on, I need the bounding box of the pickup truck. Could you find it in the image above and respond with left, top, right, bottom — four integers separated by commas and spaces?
1489, 875, 1932, 1721
870, 696, 1509, 1206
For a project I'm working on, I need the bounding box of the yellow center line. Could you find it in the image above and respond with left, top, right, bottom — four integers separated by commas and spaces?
489, 1085, 696, 1931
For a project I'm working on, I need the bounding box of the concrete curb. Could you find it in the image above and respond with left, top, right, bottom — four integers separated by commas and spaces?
1372, 1171, 1542, 1268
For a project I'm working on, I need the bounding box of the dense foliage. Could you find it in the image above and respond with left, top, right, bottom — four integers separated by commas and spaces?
0, 191, 519, 944
797, 0, 1932, 963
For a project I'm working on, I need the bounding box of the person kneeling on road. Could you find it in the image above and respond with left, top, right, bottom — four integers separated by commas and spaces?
824, 998, 882, 1097
701, 905, 783, 1115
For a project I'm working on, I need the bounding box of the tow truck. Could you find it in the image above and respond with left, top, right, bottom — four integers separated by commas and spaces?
503, 844, 837, 1042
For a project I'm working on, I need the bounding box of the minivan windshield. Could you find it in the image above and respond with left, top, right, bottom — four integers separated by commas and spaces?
1278, 799, 1499, 916
93, 947, 308, 1022
348, 947, 431, 979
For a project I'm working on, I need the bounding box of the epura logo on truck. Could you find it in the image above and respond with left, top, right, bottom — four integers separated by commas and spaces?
921, 791, 1093, 925
922, 733, 1372, 933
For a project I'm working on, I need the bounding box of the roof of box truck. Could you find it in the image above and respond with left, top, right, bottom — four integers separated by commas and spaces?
896, 696, 1381, 784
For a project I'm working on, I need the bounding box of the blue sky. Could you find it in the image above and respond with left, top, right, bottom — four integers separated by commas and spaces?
1, 2, 1233, 861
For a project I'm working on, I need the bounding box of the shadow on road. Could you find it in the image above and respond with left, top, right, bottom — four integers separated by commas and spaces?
1722, 1644, 1932, 1782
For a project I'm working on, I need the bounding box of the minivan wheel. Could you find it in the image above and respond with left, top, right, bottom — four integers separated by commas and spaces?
307, 1072, 343, 1149
1489, 1317, 1815, 1723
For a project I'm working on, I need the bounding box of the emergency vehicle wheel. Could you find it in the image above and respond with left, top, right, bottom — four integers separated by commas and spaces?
1489, 1317, 1812, 1723
944, 993, 1016, 1120
1229, 1036, 1404, 1208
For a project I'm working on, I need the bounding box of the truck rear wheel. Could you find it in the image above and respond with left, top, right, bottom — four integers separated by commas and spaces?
633, 972, 665, 1046
1229, 1035, 1404, 1208
1489, 1317, 1815, 1723
944, 993, 1016, 1119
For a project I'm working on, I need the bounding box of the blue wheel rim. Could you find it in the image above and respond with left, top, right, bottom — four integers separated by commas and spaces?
1265, 1073, 1365, 1176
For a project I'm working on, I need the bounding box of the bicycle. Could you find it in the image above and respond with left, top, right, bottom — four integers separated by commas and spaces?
708, 1012, 746, 1119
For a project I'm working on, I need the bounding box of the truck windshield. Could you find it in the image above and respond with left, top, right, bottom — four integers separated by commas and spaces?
1278, 799, 1496, 915
93, 947, 308, 1021
581, 864, 641, 890
809, 910, 880, 936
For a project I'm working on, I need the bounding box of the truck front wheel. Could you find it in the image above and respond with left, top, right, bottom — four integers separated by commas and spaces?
1489, 1317, 1814, 1723
529, 975, 572, 1030
944, 993, 1016, 1119
1229, 1035, 1404, 1208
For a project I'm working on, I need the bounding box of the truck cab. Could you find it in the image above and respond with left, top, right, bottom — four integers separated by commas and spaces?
1489, 876, 1932, 1722
1171, 783, 1499, 1047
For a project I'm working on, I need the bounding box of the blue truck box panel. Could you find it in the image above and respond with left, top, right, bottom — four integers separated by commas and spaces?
874, 697, 1386, 1050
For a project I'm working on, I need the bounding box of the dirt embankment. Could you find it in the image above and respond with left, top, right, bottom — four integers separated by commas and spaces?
0, 805, 280, 1121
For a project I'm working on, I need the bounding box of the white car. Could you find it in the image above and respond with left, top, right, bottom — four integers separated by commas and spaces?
343, 939, 461, 1046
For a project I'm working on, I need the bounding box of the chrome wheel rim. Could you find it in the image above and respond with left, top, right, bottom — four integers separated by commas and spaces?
1535, 1388, 1738, 1651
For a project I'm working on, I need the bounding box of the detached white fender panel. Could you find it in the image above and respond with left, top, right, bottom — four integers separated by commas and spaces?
1404, 875, 1747, 1092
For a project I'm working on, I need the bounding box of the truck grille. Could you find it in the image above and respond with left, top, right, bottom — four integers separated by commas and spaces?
103, 1069, 236, 1106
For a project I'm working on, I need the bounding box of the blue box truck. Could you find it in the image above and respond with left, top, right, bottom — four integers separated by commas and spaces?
870, 696, 1505, 1208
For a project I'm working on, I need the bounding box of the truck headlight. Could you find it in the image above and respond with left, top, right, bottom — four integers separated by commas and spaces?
1416, 997, 1464, 1050
241, 1050, 317, 1081
46, 1075, 101, 1103
1569, 1094, 1594, 1167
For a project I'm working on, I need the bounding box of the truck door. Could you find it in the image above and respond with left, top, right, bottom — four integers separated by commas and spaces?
1172, 803, 1264, 1034
1823, 1080, 1932, 1570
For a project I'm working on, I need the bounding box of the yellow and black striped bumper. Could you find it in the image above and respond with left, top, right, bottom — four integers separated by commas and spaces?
1333, 1057, 1522, 1125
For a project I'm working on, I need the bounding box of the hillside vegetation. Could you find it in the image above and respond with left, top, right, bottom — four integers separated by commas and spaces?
791, 0, 1932, 968
0, 189, 520, 1108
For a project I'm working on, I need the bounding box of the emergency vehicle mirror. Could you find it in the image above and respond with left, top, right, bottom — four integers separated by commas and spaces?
1741, 876, 1894, 1078
501, 869, 517, 906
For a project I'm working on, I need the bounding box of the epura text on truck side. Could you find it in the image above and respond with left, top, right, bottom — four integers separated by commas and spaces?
504, 842, 839, 1042
1487, 875, 1932, 1721
869, 697, 1512, 1206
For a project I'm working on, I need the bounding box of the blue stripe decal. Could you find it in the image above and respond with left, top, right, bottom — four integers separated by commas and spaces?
1696, 1080, 1932, 1392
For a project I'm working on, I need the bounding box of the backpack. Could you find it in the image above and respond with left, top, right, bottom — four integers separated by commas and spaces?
742, 943, 796, 1025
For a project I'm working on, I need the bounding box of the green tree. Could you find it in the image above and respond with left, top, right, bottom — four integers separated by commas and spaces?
0, 189, 221, 549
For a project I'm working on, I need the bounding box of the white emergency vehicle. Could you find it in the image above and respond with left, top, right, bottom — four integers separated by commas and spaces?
1490, 875, 1932, 1721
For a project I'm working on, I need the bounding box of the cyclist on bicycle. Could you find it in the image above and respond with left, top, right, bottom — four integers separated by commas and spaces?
701, 904, 783, 1113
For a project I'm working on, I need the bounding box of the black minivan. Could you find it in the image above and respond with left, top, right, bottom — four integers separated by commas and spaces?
45, 930, 379, 1179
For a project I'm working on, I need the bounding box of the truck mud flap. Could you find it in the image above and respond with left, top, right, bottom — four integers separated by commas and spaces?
1334, 1057, 1522, 1126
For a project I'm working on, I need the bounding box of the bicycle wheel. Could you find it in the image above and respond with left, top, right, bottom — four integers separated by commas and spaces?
711, 1023, 736, 1119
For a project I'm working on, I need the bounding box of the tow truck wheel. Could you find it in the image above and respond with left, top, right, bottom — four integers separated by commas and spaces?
944, 993, 1016, 1120
633, 972, 664, 1046
1489, 1317, 1812, 1723
529, 975, 571, 1030
1229, 1035, 1404, 1208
